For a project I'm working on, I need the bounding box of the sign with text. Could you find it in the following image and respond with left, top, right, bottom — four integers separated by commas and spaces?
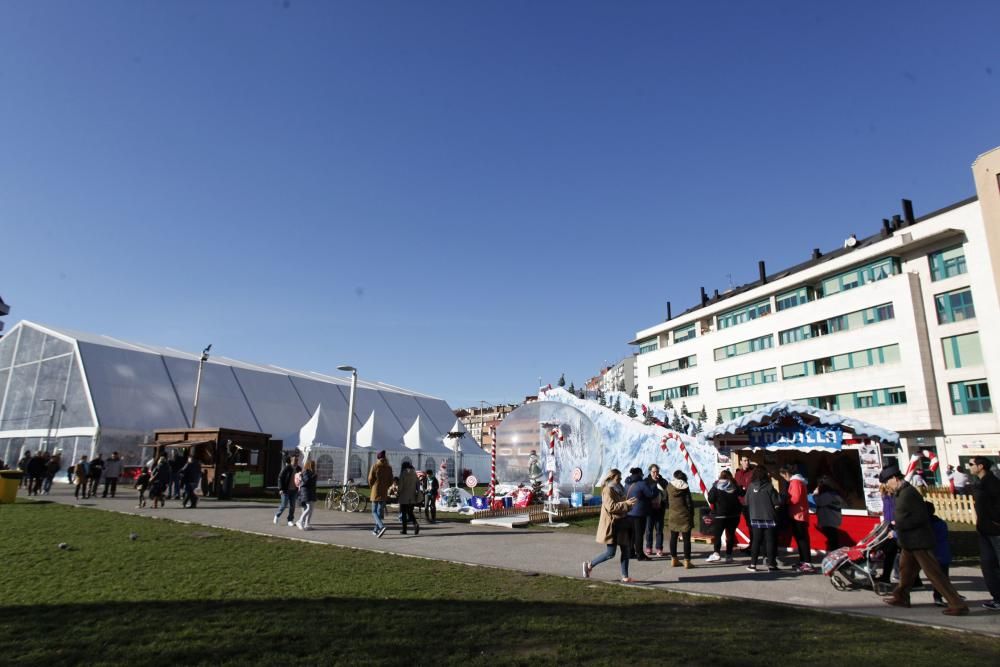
749, 427, 843, 449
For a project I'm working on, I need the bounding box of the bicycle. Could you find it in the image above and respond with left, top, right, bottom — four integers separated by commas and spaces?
325, 478, 361, 512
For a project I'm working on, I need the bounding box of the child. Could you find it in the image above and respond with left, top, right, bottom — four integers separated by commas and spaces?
149, 464, 166, 509
135, 466, 151, 508
926, 501, 962, 607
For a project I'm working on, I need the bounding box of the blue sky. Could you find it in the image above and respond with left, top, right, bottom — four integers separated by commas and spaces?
2, 1, 999, 408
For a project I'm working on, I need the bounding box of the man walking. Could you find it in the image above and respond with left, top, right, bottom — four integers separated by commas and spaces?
969, 456, 1000, 610
423, 468, 438, 524
779, 465, 814, 573
880, 464, 969, 616
274, 455, 300, 527
368, 450, 393, 538
179, 454, 202, 508
87, 453, 105, 499
102, 451, 123, 498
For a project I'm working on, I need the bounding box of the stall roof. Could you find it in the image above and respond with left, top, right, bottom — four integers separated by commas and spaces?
702, 400, 900, 444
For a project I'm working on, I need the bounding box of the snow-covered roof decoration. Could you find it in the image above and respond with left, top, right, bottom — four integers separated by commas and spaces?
702, 400, 899, 445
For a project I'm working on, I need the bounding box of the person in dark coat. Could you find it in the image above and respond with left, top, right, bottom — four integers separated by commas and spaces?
87, 454, 104, 499
274, 455, 300, 527
423, 469, 439, 523
397, 461, 420, 535
706, 469, 743, 563
969, 456, 1000, 610
644, 464, 668, 557
624, 467, 658, 562
880, 464, 968, 615
667, 470, 695, 568
745, 466, 780, 572
26, 452, 46, 496
179, 455, 202, 509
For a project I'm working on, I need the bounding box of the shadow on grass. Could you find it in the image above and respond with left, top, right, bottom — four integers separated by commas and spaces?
2, 595, 995, 667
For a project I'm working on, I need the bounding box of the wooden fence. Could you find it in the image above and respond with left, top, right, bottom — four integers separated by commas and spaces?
468, 503, 601, 523
923, 489, 977, 525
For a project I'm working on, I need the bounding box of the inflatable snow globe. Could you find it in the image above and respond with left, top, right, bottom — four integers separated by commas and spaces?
495, 401, 603, 496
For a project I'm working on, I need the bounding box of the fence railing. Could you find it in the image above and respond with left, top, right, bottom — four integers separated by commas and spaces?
923, 489, 977, 525
468, 503, 600, 523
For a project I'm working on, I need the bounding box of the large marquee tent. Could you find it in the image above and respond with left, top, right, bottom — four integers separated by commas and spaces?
0, 321, 488, 483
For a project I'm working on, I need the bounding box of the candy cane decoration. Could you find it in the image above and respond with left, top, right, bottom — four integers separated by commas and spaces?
487, 425, 497, 504
547, 427, 563, 501
904, 449, 940, 479
660, 435, 668, 452
678, 440, 711, 508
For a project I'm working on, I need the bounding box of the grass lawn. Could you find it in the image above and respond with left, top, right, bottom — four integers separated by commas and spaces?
0, 502, 993, 666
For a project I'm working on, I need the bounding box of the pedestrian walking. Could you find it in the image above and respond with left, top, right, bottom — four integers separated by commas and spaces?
368, 450, 393, 538
43, 452, 61, 495
779, 465, 814, 573
423, 468, 439, 523
87, 454, 104, 499
274, 455, 300, 526
624, 467, 657, 561
880, 465, 969, 616
969, 456, 1000, 610
706, 469, 743, 563
582, 469, 638, 583
667, 470, 695, 569
102, 451, 122, 498
73, 455, 89, 500
149, 457, 169, 508
296, 460, 317, 530
179, 454, 202, 508
135, 467, 150, 508
398, 461, 420, 535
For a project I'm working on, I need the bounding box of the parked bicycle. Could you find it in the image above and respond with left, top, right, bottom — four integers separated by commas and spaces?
325, 478, 362, 512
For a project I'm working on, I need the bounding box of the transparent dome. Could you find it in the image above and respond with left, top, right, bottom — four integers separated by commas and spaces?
495, 401, 603, 494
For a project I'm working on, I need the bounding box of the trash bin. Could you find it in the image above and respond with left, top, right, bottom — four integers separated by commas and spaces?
0, 470, 24, 503
217, 472, 234, 500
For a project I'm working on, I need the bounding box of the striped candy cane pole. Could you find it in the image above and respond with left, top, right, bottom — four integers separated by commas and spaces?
547, 428, 563, 502
488, 425, 497, 503
678, 440, 711, 508
921, 449, 939, 472
660, 434, 668, 452
904, 453, 921, 479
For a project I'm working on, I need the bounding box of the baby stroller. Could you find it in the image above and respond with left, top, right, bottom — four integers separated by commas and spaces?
821, 520, 893, 594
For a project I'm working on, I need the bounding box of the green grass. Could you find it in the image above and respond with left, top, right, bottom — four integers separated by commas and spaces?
0, 502, 994, 666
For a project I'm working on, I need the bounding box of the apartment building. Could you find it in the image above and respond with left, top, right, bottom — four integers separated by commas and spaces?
632, 146, 1000, 469
454, 403, 519, 447
599, 357, 637, 396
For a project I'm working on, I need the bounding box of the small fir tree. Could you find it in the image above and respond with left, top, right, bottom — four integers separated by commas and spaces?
699, 405, 708, 421
630, 385, 638, 399
613, 396, 622, 413
627, 401, 638, 418
681, 402, 690, 417
578, 388, 585, 399
671, 413, 683, 431
599, 391, 607, 407
568, 382, 576, 395
715, 410, 723, 425
618, 379, 626, 393
558, 373, 566, 387
664, 397, 674, 410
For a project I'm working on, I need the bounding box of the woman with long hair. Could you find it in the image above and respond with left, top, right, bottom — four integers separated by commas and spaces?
746, 466, 781, 572
296, 460, 318, 530
582, 469, 638, 582
706, 469, 743, 563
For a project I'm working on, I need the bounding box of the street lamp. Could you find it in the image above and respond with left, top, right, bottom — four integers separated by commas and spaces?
191, 344, 211, 428
445, 419, 467, 491
338, 365, 358, 489
38, 398, 57, 452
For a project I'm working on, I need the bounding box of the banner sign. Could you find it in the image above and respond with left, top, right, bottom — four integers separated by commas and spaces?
749, 427, 843, 449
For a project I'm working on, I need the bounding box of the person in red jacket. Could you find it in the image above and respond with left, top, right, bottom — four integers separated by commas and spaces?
779, 465, 814, 573
733, 454, 754, 553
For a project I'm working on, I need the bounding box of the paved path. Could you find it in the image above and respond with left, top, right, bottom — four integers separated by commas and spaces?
40, 487, 1000, 637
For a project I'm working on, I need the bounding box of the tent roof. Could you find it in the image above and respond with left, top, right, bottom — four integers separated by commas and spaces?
702, 400, 900, 444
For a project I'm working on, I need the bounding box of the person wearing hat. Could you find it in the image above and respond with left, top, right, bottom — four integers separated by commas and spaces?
879, 464, 969, 616
368, 450, 394, 538
969, 456, 1000, 610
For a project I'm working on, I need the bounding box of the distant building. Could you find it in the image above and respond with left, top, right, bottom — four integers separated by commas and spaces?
631, 145, 1000, 471
454, 403, 519, 446
600, 357, 636, 396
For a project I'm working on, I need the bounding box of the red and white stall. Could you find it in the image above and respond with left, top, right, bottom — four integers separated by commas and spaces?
703, 401, 895, 549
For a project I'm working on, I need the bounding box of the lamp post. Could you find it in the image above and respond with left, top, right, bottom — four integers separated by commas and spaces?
39, 399, 57, 452
191, 344, 211, 428
338, 365, 358, 489
445, 419, 467, 492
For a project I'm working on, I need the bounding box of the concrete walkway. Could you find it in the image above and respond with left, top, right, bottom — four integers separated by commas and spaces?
40, 487, 1000, 637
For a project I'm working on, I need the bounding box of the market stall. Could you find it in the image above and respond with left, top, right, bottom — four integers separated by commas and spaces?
703, 401, 896, 550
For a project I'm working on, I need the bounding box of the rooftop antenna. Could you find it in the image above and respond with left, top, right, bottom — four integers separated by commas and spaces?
725, 273, 735, 289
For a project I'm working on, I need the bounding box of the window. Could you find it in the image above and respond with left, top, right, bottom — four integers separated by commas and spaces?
663, 383, 699, 399
929, 245, 967, 281
776, 287, 811, 311
782, 344, 900, 380
820, 258, 900, 297
717, 299, 771, 330
778, 303, 894, 346
942, 332, 983, 369
949, 380, 992, 415
638, 339, 659, 354
713, 334, 773, 361
799, 388, 907, 411
673, 323, 696, 343
649, 355, 696, 377
715, 368, 777, 391
935, 288, 975, 324
720, 403, 770, 421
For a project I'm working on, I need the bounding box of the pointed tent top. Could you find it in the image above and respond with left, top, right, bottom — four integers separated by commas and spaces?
446, 418, 467, 438
355, 410, 376, 448
403, 415, 443, 451
297, 404, 322, 450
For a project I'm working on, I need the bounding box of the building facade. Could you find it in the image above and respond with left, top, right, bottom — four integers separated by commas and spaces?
632, 146, 1000, 471
455, 403, 519, 447
599, 357, 637, 397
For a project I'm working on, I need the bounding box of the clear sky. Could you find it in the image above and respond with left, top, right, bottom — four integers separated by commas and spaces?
2, 1, 999, 409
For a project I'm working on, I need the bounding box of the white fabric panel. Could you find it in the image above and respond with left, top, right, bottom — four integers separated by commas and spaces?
287, 378, 353, 448
78, 343, 188, 432
162, 357, 259, 432
345, 386, 406, 451
231, 367, 309, 444
378, 391, 454, 456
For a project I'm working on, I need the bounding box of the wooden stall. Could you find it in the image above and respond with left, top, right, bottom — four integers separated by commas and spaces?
149, 427, 282, 498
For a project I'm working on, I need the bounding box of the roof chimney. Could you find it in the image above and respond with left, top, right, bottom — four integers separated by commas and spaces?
713, 289, 720, 299
758, 260, 767, 284
812, 248, 822, 260
892, 214, 903, 229
700, 286, 708, 307
882, 218, 893, 237
666, 301, 672, 321
902, 199, 915, 226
